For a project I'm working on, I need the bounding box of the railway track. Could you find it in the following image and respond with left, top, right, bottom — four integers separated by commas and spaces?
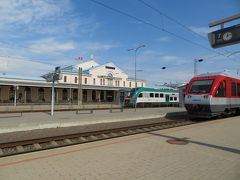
0, 118, 196, 158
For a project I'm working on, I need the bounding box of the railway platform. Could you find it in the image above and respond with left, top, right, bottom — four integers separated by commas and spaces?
0, 107, 185, 134
0, 115, 239, 180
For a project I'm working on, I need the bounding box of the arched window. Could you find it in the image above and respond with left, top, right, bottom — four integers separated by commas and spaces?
64, 76, 67, 82
62, 89, 68, 100
38, 88, 45, 102
74, 77, 78, 83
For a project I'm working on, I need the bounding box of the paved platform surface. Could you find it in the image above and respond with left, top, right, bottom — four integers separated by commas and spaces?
0, 116, 239, 180
0, 107, 185, 134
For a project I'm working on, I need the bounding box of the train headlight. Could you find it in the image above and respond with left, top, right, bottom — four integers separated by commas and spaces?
203, 95, 209, 99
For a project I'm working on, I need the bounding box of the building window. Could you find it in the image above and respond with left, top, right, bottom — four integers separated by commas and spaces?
118, 81, 120, 86
64, 76, 67, 82
93, 78, 96, 85
150, 93, 154, 98
123, 81, 125, 87
174, 97, 177, 101
74, 77, 77, 83
73, 89, 78, 100
9, 87, 14, 101
92, 90, 96, 101
155, 93, 159, 98
115, 80, 117, 86
160, 93, 164, 98
170, 97, 173, 101
83, 90, 87, 102
62, 89, 68, 100
25, 87, 32, 102
138, 93, 143, 98
141, 83, 143, 87
100, 79, 102, 85
129, 82, 131, 87
103, 79, 105, 85
38, 88, 45, 102
85, 78, 87, 84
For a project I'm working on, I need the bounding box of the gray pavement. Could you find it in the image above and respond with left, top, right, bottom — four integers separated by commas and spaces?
0, 116, 239, 180
0, 107, 186, 134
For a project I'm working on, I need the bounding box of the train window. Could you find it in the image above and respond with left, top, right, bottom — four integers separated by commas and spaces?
231, 82, 237, 96
150, 93, 154, 98
155, 93, 159, 97
138, 93, 143, 98
215, 81, 226, 97
174, 97, 177, 101
189, 80, 213, 93
170, 97, 173, 101
160, 93, 164, 98
238, 83, 240, 96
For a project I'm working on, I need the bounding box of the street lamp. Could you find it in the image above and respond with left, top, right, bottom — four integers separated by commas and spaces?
42, 66, 61, 116
128, 44, 146, 111
194, 59, 203, 76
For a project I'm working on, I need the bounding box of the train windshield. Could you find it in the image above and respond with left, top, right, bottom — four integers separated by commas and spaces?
189, 80, 214, 93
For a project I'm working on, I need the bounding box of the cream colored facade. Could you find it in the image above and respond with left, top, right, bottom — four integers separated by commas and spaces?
0, 60, 146, 105
59, 60, 146, 88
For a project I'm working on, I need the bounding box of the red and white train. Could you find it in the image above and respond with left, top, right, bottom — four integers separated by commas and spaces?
185, 72, 240, 118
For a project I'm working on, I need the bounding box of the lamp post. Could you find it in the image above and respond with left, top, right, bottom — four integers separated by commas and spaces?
128, 44, 146, 111
42, 66, 61, 116
194, 59, 203, 76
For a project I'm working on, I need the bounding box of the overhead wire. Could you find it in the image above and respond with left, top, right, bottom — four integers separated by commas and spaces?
137, 0, 234, 57
90, 0, 224, 56
90, 0, 235, 60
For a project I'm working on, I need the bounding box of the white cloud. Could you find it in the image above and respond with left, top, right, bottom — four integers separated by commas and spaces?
155, 37, 171, 42
0, 56, 54, 76
0, 0, 100, 36
29, 38, 75, 54
78, 41, 119, 51
160, 55, 177, 61
0, 0, 64, 25
189, 26, 219, 36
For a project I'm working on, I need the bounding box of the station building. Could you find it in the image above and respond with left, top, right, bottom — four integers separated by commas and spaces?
0, 60, 146, 106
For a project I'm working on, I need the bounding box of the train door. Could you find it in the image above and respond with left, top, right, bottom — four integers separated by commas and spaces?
165, 94, 170, 104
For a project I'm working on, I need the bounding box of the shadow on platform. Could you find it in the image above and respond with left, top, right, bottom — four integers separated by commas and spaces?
148, 132, 240, 155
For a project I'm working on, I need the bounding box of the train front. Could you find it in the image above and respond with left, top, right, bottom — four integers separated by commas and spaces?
185, 76, 215, 118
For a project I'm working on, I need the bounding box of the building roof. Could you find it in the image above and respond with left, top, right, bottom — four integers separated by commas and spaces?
0, 74, 45, 81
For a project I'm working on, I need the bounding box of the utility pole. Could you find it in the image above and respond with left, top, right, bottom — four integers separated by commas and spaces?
78, 67, 82, 107
194, 59, 203, 76
51, 78, 55, 116
128, 45, 146, 111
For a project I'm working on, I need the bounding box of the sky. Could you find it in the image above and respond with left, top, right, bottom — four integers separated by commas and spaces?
0, 0, 239, 87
